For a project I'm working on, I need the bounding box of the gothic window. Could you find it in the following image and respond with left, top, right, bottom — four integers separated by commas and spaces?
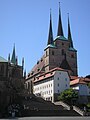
0, 64, 4, 75
62, 42, 64, 46
46, 51, 47, 57
62, 49, 65, 55
52, 51, 54, 55
71, 54, 74, 58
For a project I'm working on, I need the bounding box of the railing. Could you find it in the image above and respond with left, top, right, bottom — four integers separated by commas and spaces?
73, 106, 85, 116
54, 101, 70, 110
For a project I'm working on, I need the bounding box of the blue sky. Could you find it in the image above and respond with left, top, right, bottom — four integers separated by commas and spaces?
0, 0, 90, 77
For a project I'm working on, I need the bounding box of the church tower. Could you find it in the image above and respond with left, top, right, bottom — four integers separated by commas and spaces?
44, 9, 57, 72
44, 3, 78, 76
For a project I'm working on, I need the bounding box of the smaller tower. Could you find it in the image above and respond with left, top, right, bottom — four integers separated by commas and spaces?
24, 69, 26, 79
8, 53, 10, 63
44, 9, 56, 72
16, 56, 18, 65
22, 57, 24, 68
11, 44, 16, 64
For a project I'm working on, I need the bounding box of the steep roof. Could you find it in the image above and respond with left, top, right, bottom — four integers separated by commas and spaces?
27, 56, 45, 79
11, 44, 16, 64
0, 56, 8, 63
57, 2, 64, 36
34, 67, 68, 83
47, 9, 54, 45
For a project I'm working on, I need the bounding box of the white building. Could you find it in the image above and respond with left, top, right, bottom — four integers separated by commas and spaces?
70, 77, 90, 103
33, 67, 70, 102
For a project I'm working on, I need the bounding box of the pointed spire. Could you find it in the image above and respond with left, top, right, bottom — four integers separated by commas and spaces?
47, 9, 54, 45
11, 44, 16, 64
16, 56, 18, 65
22, 57, 24, 68
24, 69, 26, 79
57, 2, 64, 36
8, 53, 10, 63
68, 14, 73, 48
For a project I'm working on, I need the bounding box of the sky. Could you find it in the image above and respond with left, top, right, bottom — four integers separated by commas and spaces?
0, 0, 90, 77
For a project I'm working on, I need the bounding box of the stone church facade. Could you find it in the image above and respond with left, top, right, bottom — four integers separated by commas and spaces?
0, 45, 25, 111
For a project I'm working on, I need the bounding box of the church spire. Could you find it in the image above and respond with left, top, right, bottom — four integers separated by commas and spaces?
11, 44, 16, 64
68, 14, 73, 48
47, 9, 53, 45
57, 2, 64, 36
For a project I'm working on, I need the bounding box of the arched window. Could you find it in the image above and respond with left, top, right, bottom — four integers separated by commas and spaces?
0, 64, 4, 75
62, 49, 65, 55
52, 51, 54, 55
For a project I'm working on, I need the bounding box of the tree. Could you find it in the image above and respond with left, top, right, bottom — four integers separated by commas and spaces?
58, 88, 78, 105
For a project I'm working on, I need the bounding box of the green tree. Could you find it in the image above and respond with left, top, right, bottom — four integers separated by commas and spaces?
58, 88, 78, 105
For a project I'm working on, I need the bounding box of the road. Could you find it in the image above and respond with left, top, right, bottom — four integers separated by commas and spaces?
1, 117, 90, 120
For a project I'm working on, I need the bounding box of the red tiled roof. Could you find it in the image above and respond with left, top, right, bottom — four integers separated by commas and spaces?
26, 56, 45, 79
33, 67, 68, 83
70, 77, 87, 86
70, 76, 79, 80
84, 78, 90, 82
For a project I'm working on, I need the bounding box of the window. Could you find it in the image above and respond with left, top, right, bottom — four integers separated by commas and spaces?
65, 78, 67, 81
62, 49, 65, 55
71, 54, 74, 58
46, 51, 47, 57
51, 90, 52, 93
66, 84, 67, 87
62, 42, 64, 46
58, 90, 59, 93
57, 77, 59, 80
0, 64, 4, 74
58, 83, 59, 87
52, 51, 54, 55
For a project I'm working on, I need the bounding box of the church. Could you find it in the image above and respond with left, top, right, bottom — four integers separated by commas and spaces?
25, 4, 78, 102
0, 45, 25, 112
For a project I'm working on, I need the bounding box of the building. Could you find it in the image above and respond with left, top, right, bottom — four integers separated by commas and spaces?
70, 77, 90, 103
34, 68, 70, 102
0, 45, 25, 110
26, 4, 78, 100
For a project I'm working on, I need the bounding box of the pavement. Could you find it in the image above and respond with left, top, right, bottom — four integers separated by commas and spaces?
0, 117, 90, 120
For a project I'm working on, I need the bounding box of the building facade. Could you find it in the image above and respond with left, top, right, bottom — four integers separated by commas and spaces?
70, 77, 90, 103
26, 4, 78, 98
26, 68, 70, 102
0, 45, 25, 110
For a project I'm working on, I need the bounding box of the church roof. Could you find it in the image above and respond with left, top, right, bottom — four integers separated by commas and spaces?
0, 56, 8, 63
27, 56, 45, 78
69, 47, 77, 52
44, 44, 56, 50
54, 35, 67, 41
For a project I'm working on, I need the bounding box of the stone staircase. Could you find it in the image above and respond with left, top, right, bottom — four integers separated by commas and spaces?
54, 101, 84, 116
